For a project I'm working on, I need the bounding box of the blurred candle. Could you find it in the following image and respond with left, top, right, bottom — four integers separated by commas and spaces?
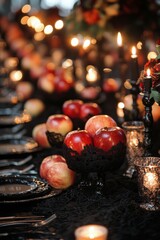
117, 102, 124, 118
117, 32, 124, 60
144, 68, 152, 92
130, 46, 139, 83
75, 224, 108, 240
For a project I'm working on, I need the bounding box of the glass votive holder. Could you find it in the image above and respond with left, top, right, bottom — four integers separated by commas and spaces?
75, 224, 108, 240
134, 157, 160, 211
122, 121, 144, 177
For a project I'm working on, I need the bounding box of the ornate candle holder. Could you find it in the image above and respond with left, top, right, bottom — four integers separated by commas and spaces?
122, 121, 145, 178
134, 157, 160, 211
142, 72, 154, 156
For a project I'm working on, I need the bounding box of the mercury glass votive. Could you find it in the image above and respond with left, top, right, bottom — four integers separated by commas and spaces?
75, 224, 108, 240
122, 121, 144, 177
134, 157, 160, 211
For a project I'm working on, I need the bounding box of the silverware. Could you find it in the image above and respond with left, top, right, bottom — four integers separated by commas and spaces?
0, 213, 57, 228
0, 164, 35, 175
0, 216, 44, 221
0, 155, 32, 167
0, 129, 27, 140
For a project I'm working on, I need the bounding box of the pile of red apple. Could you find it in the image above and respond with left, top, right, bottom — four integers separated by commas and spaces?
63, 114, 126, 172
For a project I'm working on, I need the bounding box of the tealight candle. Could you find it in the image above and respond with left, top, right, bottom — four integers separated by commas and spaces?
143, 171, 159, 191
75, 224, 108, 240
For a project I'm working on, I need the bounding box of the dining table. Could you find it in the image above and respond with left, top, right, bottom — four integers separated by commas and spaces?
0, 92, 160, 240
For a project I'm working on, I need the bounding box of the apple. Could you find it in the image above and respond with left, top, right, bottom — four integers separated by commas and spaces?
80, 102, 101, 121
80, 86, 101, 100
62, 99, 84, 119
63, 129, 93, 155
40, 154, 75, 189
93, 126, 126, 153
24, 98, 45, 117
54, 77, 73, 93
38, 73, 55, 93
40, 154, 66, 179
85, 115, 117, 137
32, 123, 50, 148
46, 114, 73, 136
103, 78, 120, 93
16, 81, 34, 101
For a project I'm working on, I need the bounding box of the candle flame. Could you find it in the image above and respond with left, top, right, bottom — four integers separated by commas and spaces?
147, 68, 151, 77
131, 46, 136, 55
117, 32, 122, 46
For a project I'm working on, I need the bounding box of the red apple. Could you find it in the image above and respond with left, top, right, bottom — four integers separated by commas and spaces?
40, 154, 66, 179
103, 78, 120, 93
24, 98, 45, 117
16, 81, 34, 101
93, 126, 126, 153
32, 123, 50, 148
80, 102, 101, 121
38, 73, 55, 93
40, 154, 75, 189
62, 99, 84, 119
80, 86, 101, 100
64, 129, 93, 155
85, 115, 117, 137
54, 77, 73, 93
46, 114, 73, 136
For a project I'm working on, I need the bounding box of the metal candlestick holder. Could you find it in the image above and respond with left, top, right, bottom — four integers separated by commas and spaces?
134, 157, 160, 211
142, 77, 154, 156
130, 79, 140, 121
122, 121, 145, 178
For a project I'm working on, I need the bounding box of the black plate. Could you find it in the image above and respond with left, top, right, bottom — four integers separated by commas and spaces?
0, 175, 62, 203
0, 137, 41, 155
0, 111, 31, 126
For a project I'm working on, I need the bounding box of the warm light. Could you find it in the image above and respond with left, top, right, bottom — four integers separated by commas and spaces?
117, 32, 122, 46
10, 70, 23, 82
146, 68, 151, 77
35, 23, 44, 32
137, 41, 142, 50
62, 59, 73, 68
83, 38, 91, 49
143, 172, 159, 191
71, 37, 79, 47
86, 66, 98, 82
44, 25, 53, 34
21, 16, 29, 25
131, 46, 137, 58
147, 51, 157, 60
55, 20, 64, 30
21, 4, 31, 13
75, 224, 108, 240
117, 102, 124, 118
34, 32, 45, 41
27, 16, 40, 28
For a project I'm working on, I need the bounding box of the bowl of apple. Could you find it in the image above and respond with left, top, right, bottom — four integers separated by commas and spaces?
63, 115, 126, 194
45, 114, 74, 148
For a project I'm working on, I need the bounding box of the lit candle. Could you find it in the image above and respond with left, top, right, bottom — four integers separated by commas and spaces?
143, 171, 159, 191
117, 102, 124, 118
86, 66, 98, 83
130, 46, 139, 84
143, 68, 152, 93
75, 224, 108, 240
117, 32, 124, 60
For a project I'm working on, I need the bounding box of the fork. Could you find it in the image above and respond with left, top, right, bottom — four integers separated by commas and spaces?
0, 155, 32, 167
0, 164, 35, 175
0, 213, 57, 228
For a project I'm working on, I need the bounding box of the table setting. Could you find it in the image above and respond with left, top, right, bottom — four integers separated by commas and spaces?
0, 1, 160, 239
